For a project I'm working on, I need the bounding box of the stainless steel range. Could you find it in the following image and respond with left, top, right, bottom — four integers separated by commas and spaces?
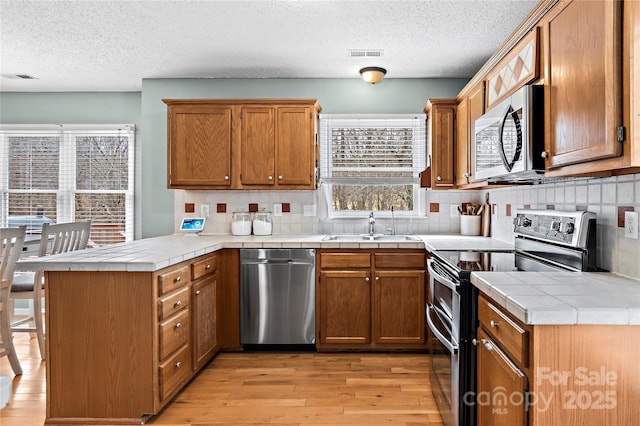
427, 209, 597, 426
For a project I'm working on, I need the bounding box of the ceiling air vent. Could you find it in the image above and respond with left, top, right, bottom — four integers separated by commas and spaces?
349, 49, 384, 58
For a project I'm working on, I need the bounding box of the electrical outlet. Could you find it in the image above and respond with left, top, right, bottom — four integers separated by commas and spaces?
200, 204, 210, 218
273, 203, 283, 216
450, 205, 459, 217
625, 211, 639, 239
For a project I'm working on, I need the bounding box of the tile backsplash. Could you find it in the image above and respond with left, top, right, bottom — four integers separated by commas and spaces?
175, 172, 640, 278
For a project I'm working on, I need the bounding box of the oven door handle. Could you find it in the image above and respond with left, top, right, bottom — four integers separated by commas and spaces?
426, 304, 458, 355
427, 259, 458, 292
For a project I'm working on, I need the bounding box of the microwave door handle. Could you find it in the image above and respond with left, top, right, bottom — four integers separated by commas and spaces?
427, 259, 458, 292
426, 305, 458, 354
498, 105, 523, 172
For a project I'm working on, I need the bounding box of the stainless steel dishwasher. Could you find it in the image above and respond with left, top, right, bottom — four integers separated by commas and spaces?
240, 248, 316, 348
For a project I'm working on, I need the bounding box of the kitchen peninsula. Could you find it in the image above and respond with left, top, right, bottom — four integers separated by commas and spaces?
17, 234, 639, 425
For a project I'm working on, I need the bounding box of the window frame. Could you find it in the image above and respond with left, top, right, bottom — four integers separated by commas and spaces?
0, 124, 135, 243
319, 114, 427, 219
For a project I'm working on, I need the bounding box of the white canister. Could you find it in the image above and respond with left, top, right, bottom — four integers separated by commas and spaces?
231, 210, 252, 236
460, 215, 482, 236
253, 209, 273, 236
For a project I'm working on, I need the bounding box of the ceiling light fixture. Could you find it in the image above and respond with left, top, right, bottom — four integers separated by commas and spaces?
359, 66, 386, 84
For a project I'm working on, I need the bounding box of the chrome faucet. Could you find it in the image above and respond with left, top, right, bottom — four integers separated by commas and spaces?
390, 206, 395, 235
368, 211, 376, 235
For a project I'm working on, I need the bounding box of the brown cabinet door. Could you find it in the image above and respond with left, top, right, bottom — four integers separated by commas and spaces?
276, 106, 314, 186
192, 274, 217, 371
167, 105, 232, 187
476, 328, 527, 426
319, 270, 371, 345
240, 106, 275, 185
429, 101, 456, 188
467, 82, 485, 183
372, 270, 425, 345
455, 98, 469, 187
545, 0, 623, 169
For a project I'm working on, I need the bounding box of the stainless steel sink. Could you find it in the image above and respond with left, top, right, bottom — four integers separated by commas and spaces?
322, 234, 420, 242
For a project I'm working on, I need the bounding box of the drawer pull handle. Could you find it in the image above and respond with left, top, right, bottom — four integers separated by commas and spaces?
195, 290, 201, 296
490, 320, 499, 329
175, 322, 182, 329
205, 264, 211, 269
481, 338, 493, 351
174, 300, 182, 308
174, 276, 181, 283
175, 362, 182, 368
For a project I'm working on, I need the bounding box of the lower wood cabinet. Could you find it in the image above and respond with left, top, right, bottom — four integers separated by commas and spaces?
192, 267, 218, 371
316, 249, 427, 351
476, 293, 640, 426
44, 252, 221, 424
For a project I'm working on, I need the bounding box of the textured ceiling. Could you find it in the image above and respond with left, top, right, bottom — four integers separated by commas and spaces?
0, 0, 538, 92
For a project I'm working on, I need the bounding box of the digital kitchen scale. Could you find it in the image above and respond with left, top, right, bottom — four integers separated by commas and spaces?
180, 217, 205, 236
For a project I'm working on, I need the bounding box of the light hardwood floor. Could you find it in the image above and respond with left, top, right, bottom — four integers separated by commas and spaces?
0, 334, 444, 426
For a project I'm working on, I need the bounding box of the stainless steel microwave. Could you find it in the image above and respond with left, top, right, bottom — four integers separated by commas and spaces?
473, 85, 545, 182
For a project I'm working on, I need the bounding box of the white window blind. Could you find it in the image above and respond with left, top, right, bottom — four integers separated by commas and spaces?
320, 115, 426, 185
0, 124, 135, 245
319, 115, 426, 215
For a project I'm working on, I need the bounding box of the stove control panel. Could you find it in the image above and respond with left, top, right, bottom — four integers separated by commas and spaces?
513, 210, 596, 247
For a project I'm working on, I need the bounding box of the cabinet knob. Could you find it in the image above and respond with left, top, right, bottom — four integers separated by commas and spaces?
175, 361, 182, 368
174, 300, 182, 308
175, 322, 182, 329
541, 151, 548, 159
472, 338, 478, 346
278, 175, 283, 180
195, 290, 201, 296
490, 320, 498, 329
268, 176, 273, 180
436, 176, 442, 181
205, 264, 211, 270
463, 172, 470, 178
365, 277, 370, 282
224, 175, 229, 180
174, 276, 181, 283
481, 339, 493, 351
375, 276, 380, 281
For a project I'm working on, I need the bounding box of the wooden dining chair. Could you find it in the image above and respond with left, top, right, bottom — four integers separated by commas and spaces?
1, 226, 26, 375
10, 220, 92, 360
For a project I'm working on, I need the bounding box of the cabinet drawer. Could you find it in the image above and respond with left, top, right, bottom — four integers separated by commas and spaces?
321, 253, 370, 268
478, 295, 528, 367
158, 286, 190, 321
159, 309, 190, 360
159, 344, 192, 401
375, 252, 425, 269
158, 265, 190, 295
192, 255, 217, 280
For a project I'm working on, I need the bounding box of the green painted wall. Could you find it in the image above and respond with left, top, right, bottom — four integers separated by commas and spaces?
2, 78, 468, 238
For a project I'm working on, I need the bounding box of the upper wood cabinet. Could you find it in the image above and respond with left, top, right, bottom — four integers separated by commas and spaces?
425, 99, 456, 189
240, 107, 276, 185
454, 97, 469, 187
164, 99, 321, 190
455, 82, 486, 187
543, 0, 623, 172
166, 104, 232, 188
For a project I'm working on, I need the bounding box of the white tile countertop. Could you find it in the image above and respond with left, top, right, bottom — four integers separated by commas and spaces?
471, 271, 640, 326
16, 233, 511, 272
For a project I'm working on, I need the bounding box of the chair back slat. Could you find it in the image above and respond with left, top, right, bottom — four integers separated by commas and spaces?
39, 220, 92, 257
1, 226, 26, 290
